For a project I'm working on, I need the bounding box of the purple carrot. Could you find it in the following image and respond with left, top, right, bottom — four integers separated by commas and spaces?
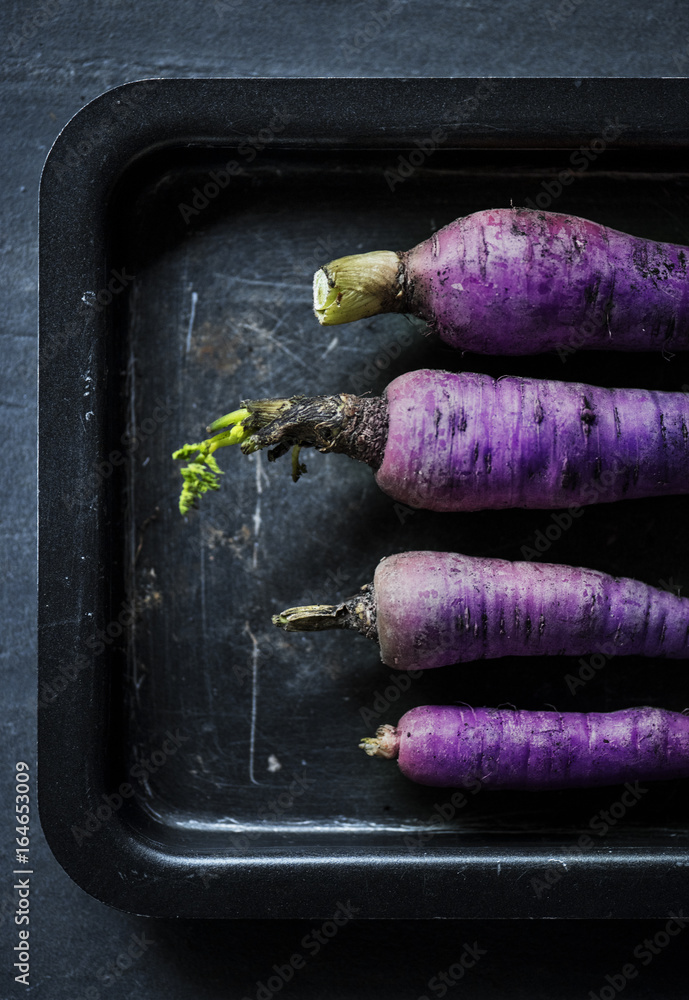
273, 551, 689, 671
361, 705, 689, 790
375, 369, 689, 511
313, 207, 689, 354
173, 368, 689, 513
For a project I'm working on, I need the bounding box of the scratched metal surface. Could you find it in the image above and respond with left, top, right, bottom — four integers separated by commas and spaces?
119, 147, 689, 842
9, 0, 689, 988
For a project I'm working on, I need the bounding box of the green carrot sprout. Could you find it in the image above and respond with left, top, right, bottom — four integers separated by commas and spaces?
172, 408, 252, 515
172, 392, 363, 515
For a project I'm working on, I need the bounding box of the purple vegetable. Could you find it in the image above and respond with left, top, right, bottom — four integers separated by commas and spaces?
174, 368, 689, 513
361, 705, 689, 790
313, 208, 689, 354
377, 369, 689, 511
273, 551, 689, 671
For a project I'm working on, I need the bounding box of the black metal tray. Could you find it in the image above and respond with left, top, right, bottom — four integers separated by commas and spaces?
39, 78, 689, 918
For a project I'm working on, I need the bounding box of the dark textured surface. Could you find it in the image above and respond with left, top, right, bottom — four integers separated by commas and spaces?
37, 82, 689, 919
5, 0, 689, 995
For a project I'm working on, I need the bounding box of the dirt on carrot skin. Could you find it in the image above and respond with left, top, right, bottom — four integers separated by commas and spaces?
336, 395, 388, 469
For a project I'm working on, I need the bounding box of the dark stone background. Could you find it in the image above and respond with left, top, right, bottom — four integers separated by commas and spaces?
3, 1, 689, 996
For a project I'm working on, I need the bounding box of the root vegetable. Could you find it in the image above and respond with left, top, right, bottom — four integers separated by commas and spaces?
273, 551, 689, 671
360, 705, 689, 789
313, 208, 689, 354
173, 369, 689, 514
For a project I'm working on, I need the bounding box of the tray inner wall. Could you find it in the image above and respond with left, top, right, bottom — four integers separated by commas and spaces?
111, 147, 689, 851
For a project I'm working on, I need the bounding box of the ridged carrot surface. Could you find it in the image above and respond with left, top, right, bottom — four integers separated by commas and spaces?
406, 209, 689, 353
373, 552, 689, 670
376, 370, 689, 511
362, 706, 689, 790
315, 208, 689, 354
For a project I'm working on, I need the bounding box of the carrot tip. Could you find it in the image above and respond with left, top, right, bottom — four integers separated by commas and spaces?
272, 605, 348, 632
272, 585, 378, 641
359, 724, 400, 759
313, 251, 401, 326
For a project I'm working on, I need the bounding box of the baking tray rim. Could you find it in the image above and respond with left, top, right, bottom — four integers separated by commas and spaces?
38, 75, 689, 917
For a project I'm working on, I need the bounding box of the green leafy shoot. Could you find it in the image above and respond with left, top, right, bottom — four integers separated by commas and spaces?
172, 393, 344, 515
206, 409, 251, 433
172, 408, 252, 515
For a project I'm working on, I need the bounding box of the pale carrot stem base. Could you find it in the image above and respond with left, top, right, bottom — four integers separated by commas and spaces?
359, 724, 400, 759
